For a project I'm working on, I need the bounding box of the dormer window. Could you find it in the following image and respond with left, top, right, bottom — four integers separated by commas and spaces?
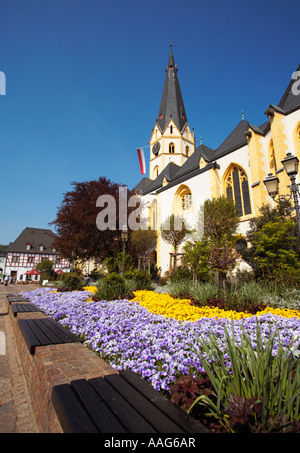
26, 242, 31, 250
39, 243, 45, 251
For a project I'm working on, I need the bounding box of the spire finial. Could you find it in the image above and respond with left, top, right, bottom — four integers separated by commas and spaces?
242, 110, 244, 120
169, 36, 173, 48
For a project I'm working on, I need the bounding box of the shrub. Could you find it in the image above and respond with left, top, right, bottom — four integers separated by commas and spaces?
62, 272, 85, 290
132, 270, 153, 290
169, 267, 193, 282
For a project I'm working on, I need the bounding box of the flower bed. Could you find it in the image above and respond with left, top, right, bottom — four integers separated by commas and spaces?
21, 287, 300, 394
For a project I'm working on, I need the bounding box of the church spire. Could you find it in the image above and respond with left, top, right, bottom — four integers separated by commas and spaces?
156, 45, 188, 134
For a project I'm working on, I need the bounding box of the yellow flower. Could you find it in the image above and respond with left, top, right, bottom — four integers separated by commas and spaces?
83, 286, 98, 294
130, 290, 300, 322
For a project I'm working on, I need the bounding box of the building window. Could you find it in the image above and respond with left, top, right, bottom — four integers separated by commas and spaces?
182, 192, 192, 211
27, 256, 34, 265
12, 256, 19, 264
26, 243, 31, 250
174, 185, 193, 215
169, 142, 175, 153
268, 140, 277, 173
153, 166, 159, 179
225, 165, 251, 216
185, 145, 190, 157
170, 125, 173, 134
149, 200, 157, 230
39, 244, 45, 251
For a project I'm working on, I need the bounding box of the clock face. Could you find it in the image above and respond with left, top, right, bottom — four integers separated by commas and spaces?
152, 142, 160, 155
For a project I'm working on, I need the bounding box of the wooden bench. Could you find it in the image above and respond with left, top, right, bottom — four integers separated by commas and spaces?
7, 294, 29, 304
52, 370, 210, 433
18, 318, 83, 354
11, 303, 42, 317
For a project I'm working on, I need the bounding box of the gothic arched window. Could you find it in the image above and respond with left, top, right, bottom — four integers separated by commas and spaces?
225, 165, 251, 216
169, 142, 175, 153
174, 185, 193, 215
268, 140, 277, 173
149, 200, 157, 230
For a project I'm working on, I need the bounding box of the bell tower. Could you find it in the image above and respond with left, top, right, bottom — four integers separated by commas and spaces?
149, 44, 195, 180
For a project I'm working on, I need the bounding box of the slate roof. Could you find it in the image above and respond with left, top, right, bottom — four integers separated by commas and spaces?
143, 162, 181, 194
277, 64, 300, 114
8, 227, 58, 254
156, 47, 188, 134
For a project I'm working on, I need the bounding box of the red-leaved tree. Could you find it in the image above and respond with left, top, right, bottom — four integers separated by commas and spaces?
50, 177, 137, 263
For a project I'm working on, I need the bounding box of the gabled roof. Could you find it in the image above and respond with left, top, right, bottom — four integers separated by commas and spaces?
156, 47, 188, 134
134, 177, 153, 195
8, 227, 58, 254
277, 64, 300, 114
135, 162, 181, 195
212, 119, 250, 160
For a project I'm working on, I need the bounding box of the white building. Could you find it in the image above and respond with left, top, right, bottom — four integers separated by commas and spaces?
4, 227, 70, 282
135, 46, 300, 275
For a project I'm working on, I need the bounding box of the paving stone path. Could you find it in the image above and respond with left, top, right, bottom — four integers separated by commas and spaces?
0, 283, 40, 433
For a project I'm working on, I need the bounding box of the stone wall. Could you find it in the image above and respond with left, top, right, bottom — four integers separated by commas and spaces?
8, 304, 118, 433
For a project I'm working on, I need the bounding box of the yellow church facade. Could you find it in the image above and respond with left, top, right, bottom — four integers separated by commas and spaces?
135, 47, 300, 275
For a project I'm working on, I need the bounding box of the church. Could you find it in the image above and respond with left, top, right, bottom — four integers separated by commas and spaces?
135, 45, 300, 275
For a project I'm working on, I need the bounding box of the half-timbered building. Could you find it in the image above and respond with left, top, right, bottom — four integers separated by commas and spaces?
4, 227, 70, 282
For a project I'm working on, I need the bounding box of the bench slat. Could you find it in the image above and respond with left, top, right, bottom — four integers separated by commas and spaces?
11, 303, 41, 316
31, 319, 64, 344
71, 379, 126, 433
18, 318, 83, 354
18, 319, 42, 354
89, 377, 156, 433
105, 374, 184, 433
119, 370, 210, 433
42, 318, 82, 343
26, 319, 53, 346
52, 384, 98, 433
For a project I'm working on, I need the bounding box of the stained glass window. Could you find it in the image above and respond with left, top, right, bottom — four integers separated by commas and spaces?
182, 192, 192, 211
225, 166, 251, 216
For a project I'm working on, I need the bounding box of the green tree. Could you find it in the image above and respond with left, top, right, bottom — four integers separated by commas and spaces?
36, 259, 53, 281
131, 228, 157, 255
183, 238, 210, 285
160, 214, 191, 251
160, 214, 191, 273
243, 201, 300, 279
204, 196, 240, 246
203, 197, 240, 286
252, 219, 299, 276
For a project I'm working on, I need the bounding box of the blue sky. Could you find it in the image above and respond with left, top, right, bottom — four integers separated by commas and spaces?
0, 0, 298, 244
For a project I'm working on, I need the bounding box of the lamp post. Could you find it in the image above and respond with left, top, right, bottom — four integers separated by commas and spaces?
263, 153, 300, 236
121, 225, 128, 255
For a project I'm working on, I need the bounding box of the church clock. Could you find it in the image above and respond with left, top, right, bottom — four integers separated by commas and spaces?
152, 142, 160, 155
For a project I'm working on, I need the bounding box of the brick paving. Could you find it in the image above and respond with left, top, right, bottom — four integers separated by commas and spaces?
0, 283, 40, 433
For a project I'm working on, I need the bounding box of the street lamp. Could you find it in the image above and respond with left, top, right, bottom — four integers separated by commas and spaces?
263, 152, 300, 236
121, 225, 128, 254
263, 173, 279, 199
281, 153, 299, 176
